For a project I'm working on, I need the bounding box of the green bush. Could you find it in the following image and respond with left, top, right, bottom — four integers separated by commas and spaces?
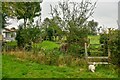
32, 43, 41, 54
108, 30, 120, 67
66, 27, 89, 56
16, 27, 42, 49
100, 33, 109, 56
68, 43, 84, 57
100, 29, 120, 68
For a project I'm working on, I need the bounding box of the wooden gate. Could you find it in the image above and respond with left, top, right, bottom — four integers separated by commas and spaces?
85, 43, 110, 64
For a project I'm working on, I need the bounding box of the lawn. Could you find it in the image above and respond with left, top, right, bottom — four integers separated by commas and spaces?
2, 54, 118, 78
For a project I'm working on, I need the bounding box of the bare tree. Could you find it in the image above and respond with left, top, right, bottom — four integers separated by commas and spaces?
50, 0, 97, 31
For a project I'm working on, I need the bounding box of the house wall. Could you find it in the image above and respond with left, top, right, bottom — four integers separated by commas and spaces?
2, 30, 16, 41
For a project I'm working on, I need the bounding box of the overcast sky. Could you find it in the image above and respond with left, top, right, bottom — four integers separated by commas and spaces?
41, 0, 119, 29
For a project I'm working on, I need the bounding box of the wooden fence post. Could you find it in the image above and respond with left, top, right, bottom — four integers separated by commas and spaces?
85, 43, 88, 58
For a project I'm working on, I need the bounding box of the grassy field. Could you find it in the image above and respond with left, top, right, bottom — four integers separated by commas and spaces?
33, 41, 60, 51
88, 35, 100, 44
2, 54, 118, 78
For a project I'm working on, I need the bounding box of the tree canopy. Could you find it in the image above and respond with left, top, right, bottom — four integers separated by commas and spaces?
2, 2, 42, 28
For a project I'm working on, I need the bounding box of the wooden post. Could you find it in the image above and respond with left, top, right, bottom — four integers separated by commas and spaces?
85, 43, 88, 58
108, 48, 111, 58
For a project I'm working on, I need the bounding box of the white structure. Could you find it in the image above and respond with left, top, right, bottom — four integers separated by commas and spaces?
2, 26, 18, 42
118, 1, 120, 30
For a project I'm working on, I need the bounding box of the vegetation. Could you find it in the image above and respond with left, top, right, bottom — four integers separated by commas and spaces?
39, 41, 60, 50
2, 41, 17, 51
2, 54, 118, 78
2, 2, 42, 27
100, 29, 120, 68
88, 20, 98, 35
15, 27, 42, 49
1, 0, 120, 78
47, 0, 98, 55
88, 35, 100, 44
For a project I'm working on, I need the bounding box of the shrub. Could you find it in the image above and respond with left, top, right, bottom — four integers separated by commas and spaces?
67, 43, 84, 57
108, 30, 120, 67
100, 33, 109, 56
66, 27, 89, 56
100, 29, 120, 68
32, 43, 41, 54
16, 27, 42, 49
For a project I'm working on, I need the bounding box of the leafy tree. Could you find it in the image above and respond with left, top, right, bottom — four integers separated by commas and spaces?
1, 2, 11, 28
42, 17, 63, 41
2, 2, 42, 28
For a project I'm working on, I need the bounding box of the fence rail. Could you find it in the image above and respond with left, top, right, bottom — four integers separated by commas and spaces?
87, 57, 108, 59
88, 62, 109, 64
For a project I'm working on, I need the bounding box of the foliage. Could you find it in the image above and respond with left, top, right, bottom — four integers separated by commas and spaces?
100, 32, 109, 56
108, 30, 120, 68
49, 0, 97, 55
50, 0, 97, 30
67, 43, 84, 57
87, 20, 98, 35
15, 27, 42, 49
2, 2, 11, 28
42, 17, 63, 41
2, 41, 17, 51
100, 29, 120, 68
66, 27, 89, 55
2, 2, 41, 27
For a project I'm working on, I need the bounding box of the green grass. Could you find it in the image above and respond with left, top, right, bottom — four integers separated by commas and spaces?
88, 35, 100, 44
33, 41, 60, 51
6, 41, 17, 46
88, 35, 103, 56
2, 54, 118, 78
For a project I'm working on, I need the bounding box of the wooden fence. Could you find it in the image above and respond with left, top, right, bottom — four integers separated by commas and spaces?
85, 43, 110, 64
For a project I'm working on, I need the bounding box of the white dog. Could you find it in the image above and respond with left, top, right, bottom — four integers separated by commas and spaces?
88, 62, 96, 72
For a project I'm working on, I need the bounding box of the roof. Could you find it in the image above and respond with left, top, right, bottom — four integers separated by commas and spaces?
5, 25, 19, 30
3, 27, 17, 33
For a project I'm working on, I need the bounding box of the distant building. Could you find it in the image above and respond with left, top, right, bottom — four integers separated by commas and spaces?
2, 26, 18, 42
118, 1, 120, 29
